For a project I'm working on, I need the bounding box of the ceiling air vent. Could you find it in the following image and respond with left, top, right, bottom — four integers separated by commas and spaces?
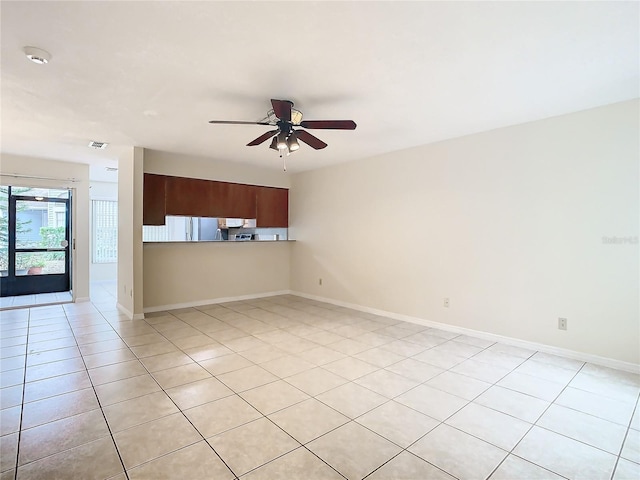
105, 167, 118, 172
88, 141, 108, 149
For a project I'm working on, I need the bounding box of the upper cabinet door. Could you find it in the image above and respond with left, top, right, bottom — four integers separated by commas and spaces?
165, 176, 215, 217
211, 182, 257, 219
227, 183, 258, 219
143, 174, 167, 225
256, 187, 289, 227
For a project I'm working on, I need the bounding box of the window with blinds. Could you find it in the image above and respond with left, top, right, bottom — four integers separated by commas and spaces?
92, 200, 118, 263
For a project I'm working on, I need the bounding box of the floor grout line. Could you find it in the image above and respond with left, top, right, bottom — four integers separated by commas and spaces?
100, 309, 240, 479
484, 362, 586, 480
69, 349, 131, 479
12, 308, 30, 480
611, 395, 640, 479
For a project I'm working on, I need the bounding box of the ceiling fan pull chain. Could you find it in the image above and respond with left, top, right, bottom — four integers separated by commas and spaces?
283, 155, 287, 172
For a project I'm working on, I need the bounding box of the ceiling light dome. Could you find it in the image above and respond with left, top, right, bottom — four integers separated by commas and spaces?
23, 46, 51, 64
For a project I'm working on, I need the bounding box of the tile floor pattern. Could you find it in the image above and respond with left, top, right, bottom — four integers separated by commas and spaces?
0, 291, 639, 479
0, 291, 72, 310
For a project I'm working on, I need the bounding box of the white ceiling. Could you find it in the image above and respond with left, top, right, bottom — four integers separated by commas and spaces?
1, 1, 638, 175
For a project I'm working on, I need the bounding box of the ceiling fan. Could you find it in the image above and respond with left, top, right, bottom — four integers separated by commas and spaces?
209, 99, 357, 156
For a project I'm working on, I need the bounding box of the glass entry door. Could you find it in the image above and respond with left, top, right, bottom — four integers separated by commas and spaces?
1, 186, 71, 297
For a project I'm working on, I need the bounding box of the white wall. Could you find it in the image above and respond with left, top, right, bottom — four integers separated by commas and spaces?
142, 150, 291, 310
0, 154, 91, 300
133, 149, 144, 316
144, 149, 290, 188
91, 180, 119, 199
143, 242, 290, 310
290, 100, 639, 364
90, 181, 118, 281
117, 147, 144, 318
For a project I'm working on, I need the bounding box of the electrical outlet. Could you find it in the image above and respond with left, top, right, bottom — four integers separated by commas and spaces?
444, 298, 450, 308
319, 278, 323, 286
558, 317, 567, 330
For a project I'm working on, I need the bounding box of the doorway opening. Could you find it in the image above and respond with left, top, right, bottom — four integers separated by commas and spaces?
0, 185, 72, 308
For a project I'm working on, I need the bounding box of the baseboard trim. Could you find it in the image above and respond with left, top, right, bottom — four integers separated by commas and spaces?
290, 291, 640, 374
116, 303, 133, 320
116, 303, 145, 320
75, 297, 91, 303
143, 290, 292, 314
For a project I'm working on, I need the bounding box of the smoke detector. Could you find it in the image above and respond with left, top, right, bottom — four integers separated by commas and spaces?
23, 46, 51, 64
88, 141, 109, 150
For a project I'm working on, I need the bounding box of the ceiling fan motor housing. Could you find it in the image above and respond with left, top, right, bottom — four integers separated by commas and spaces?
277, 121, 294, 135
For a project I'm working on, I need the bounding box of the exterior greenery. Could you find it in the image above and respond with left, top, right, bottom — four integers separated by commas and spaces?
0, 187, 66, 272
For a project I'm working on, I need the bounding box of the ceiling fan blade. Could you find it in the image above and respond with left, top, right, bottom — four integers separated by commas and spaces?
271, 99, 292, 122
296, 130, 328, 150
300, 120, 357, 130
209, 120, 272, 125
247, 129, 279, 146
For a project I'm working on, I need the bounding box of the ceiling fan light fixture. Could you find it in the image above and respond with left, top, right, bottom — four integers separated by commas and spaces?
276, 132, 288, 150
269, 137, 278, 150
287, 132, 300, 152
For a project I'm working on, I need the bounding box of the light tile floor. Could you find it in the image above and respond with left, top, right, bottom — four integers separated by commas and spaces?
0, 291, 639, 479
0, 291, 72, 310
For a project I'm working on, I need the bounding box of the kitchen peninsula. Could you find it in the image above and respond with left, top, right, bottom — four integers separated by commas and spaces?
142, 171, 292, 312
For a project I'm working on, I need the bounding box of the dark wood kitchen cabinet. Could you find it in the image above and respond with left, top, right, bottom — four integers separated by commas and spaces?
143, 173, 288, 227
256, 187, 289, 227
211, 182, 257, 219
165, 176, 215, 217
143, 174, 167, 225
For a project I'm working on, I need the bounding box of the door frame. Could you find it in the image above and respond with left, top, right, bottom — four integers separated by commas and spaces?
1, 186, 73, 297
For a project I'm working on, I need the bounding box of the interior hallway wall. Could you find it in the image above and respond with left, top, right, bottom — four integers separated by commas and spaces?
90, 180, 118, 282
117, 147, 144, 318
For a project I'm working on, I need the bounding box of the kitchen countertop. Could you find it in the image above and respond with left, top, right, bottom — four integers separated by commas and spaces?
143, 240, 295, 244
